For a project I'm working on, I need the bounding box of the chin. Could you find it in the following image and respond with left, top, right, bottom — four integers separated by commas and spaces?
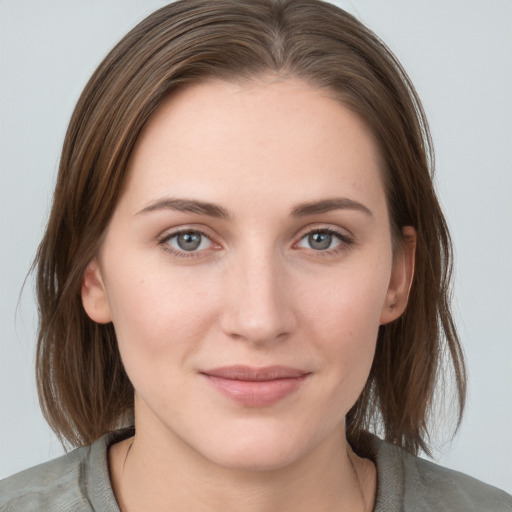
186, 418, 331, 473
202, 442, 305, 472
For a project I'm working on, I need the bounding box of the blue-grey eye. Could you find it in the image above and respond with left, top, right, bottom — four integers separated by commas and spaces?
297, 230, 342, 251
167, 231, 212, 252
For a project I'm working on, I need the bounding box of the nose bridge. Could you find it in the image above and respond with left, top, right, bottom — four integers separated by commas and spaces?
220, 241, 295, 344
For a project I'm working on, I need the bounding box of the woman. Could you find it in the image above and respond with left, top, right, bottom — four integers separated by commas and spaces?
1, 0, 510, 510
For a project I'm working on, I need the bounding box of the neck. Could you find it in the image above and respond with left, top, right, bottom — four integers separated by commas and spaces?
109, 415, 375, 512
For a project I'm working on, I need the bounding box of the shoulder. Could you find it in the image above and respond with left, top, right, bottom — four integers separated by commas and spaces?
365, 434, 512, 512
0, 445, 93, 511
405, 453, 512, 512
0, 429, 131, 512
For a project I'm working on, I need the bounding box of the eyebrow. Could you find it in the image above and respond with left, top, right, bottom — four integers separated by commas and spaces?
136, 196, 373, 219
136, 198, 230, 219
291, 198, 373, 218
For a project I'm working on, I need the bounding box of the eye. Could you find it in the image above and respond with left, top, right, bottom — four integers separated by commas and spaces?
296, 229, 348, 251
162, 230, 213, 253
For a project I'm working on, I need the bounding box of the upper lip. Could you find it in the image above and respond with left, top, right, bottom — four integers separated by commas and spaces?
201, 365, 309, 381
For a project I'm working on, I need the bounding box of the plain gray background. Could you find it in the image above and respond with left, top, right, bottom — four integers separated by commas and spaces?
1, 0, 511, 493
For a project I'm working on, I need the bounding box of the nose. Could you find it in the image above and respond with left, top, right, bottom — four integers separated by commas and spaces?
219, 247, 297, 346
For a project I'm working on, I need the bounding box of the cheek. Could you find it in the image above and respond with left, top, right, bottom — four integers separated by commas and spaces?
296, 261, 390, 391
104, 260, 220, 362
301, 260, 390, 341
104, 266, 223, 415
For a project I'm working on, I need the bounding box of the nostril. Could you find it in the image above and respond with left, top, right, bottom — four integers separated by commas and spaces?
219, 296, 295, 345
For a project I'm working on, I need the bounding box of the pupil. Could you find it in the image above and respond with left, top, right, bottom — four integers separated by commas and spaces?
309, 232, 331, 250
177, 232, 201, 251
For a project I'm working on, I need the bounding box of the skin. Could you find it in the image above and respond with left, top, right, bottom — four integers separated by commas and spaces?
82, 77, 415, 512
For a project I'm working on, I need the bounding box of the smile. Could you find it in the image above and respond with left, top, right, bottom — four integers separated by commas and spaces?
200, 365, 310, 407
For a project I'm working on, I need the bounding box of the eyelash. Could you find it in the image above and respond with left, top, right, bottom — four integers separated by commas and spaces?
295, 228, 354, 258
157, 227, 354, 259
157, 228, 214, 259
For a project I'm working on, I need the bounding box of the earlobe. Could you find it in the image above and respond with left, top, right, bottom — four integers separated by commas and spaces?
380, 226, 416, 325
81, 259, 112, 324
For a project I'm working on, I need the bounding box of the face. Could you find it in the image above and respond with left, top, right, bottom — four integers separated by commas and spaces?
82, 77, 414, 471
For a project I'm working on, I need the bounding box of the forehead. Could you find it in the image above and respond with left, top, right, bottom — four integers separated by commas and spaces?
122, 77, 386, 216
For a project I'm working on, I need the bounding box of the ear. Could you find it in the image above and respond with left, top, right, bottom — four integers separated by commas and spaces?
81, 259, 112, 324
380, 226, 416, 325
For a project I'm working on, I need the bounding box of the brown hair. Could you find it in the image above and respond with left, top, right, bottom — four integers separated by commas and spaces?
35, 0, 465, 455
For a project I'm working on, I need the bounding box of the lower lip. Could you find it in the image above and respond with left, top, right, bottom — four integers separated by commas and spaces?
203, 374, 308, 407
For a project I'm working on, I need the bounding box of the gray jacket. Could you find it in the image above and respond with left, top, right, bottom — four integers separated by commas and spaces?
1, 429, 511, 511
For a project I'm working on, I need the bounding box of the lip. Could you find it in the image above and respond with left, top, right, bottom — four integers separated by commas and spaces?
200, 365, 310, 407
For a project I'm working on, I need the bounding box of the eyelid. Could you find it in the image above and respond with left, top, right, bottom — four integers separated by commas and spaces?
167, 230, 212, 251
157, 226, 222, 258
155, 223, 355, 259
292, 224, 355, 255
293, 223, 354, 243
157, 223, 220, 243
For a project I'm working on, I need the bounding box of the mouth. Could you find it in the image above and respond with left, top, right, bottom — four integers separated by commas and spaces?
200, 365, 310, 407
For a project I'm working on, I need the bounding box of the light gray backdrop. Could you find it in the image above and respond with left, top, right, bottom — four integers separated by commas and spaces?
1, 0, 511, 493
